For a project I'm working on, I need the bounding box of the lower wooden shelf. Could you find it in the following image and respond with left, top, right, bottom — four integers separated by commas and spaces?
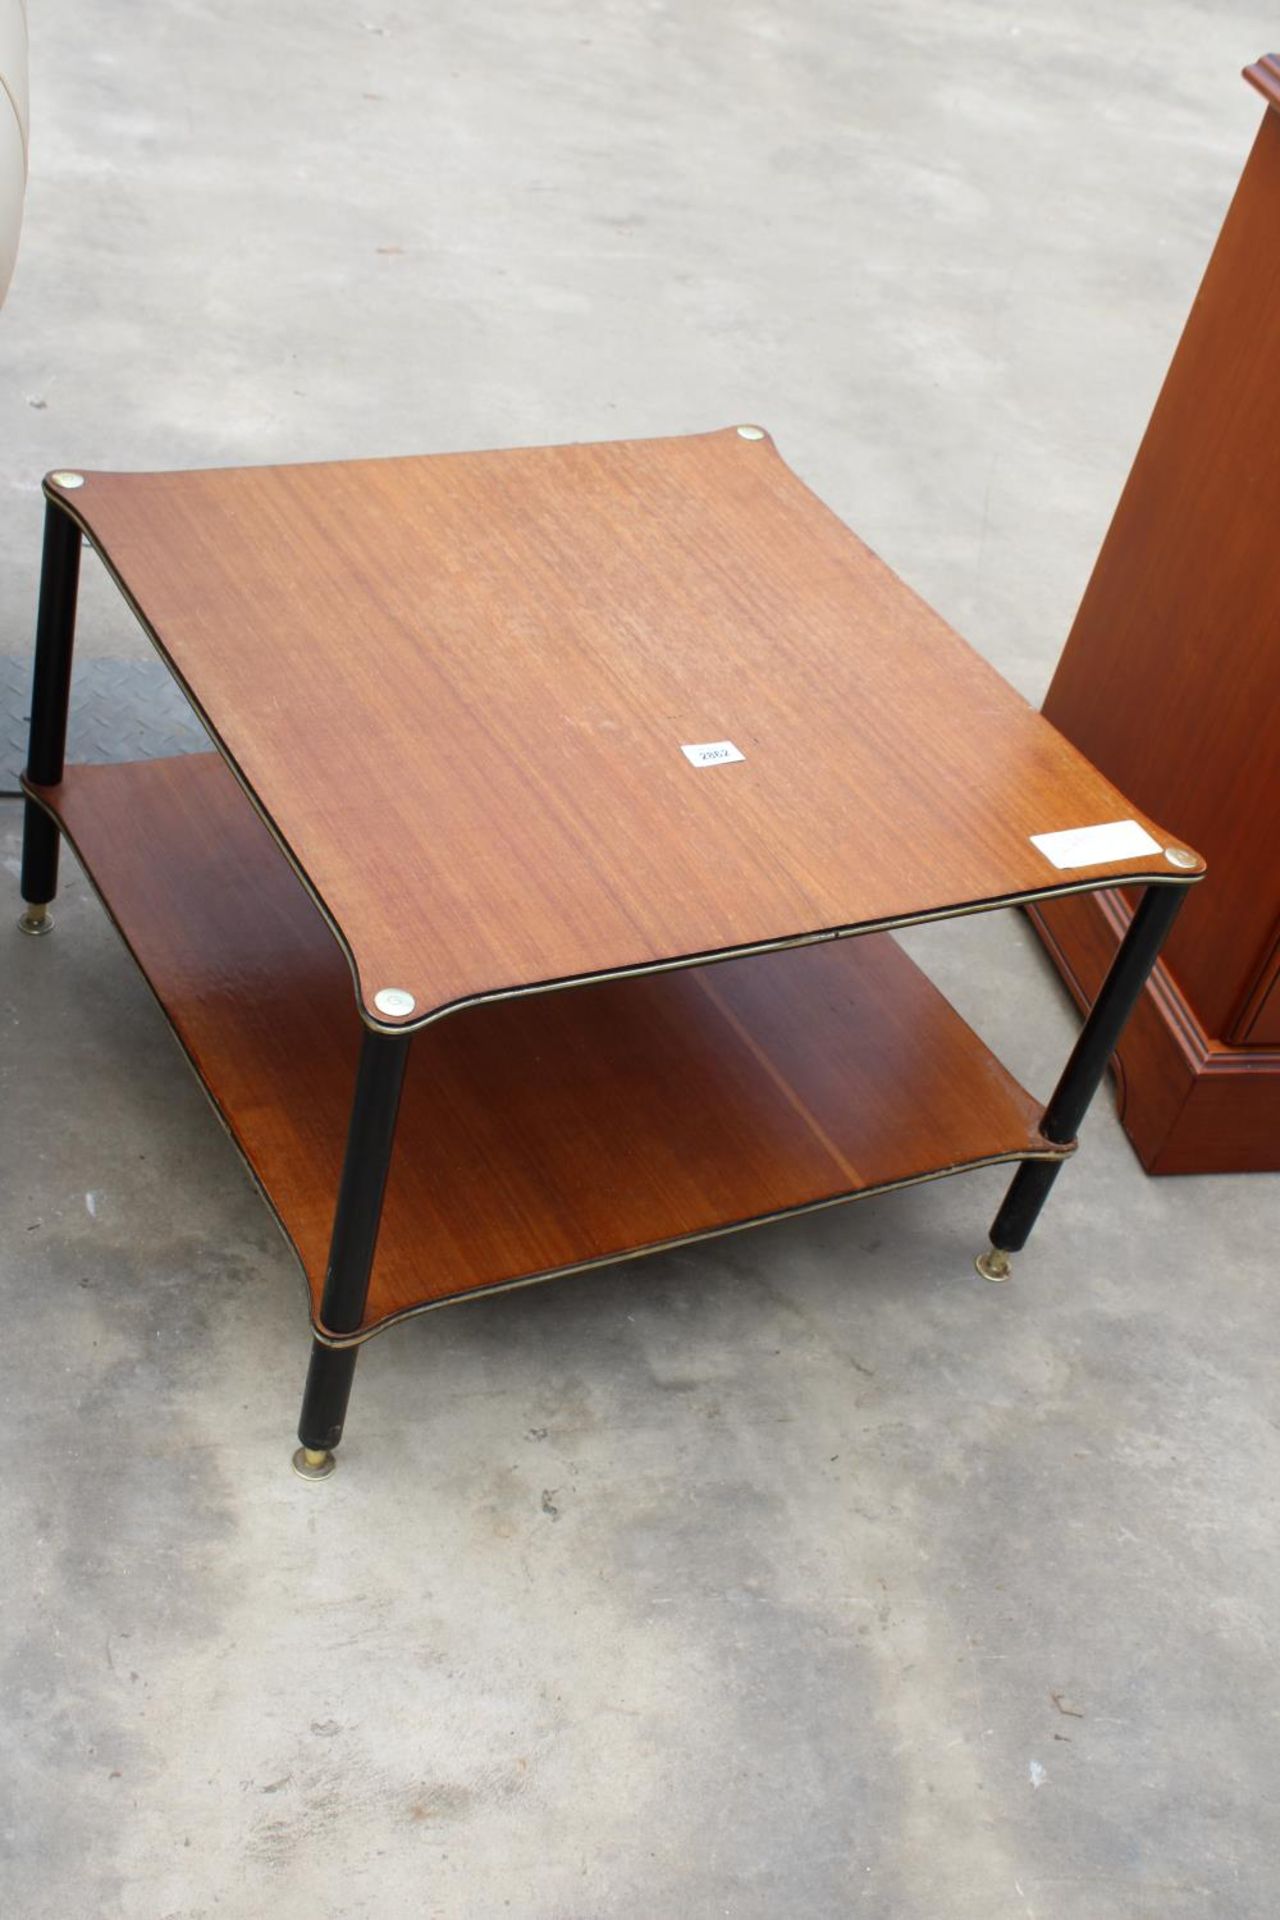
32, 753, 1064, 1340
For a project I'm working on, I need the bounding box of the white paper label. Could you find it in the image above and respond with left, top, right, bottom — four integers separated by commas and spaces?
1030, 819, 1161, 871
681, 740, 744, 768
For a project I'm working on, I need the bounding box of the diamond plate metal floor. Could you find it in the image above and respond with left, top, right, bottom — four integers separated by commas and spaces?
0, 656, 209, 794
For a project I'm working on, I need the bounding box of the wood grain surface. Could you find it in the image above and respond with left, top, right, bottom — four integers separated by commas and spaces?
1034, 70, 1280, 1169
31, 753, 1064, 1336
47, 427, 1200, 1028
1041, 101, 1279, 1047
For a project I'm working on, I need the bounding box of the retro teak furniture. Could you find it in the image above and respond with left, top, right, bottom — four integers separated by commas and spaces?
17, 428, 1203, 1475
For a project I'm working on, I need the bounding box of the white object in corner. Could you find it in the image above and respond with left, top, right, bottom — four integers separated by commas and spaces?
0, 0, 29, 309
1030, 819, 1161, 871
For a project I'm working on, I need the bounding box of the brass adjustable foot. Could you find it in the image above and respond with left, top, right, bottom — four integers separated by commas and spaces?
975, 1246, 1013, 1283
17, 903, 53, 937
292, 1446, 336, 1480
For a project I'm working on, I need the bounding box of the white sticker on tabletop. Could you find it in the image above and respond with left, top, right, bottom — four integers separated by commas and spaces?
681, 740, 745, 768
1030, 819, 1161, 871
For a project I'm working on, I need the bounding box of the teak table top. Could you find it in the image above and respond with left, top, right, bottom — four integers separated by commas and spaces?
49, 427, 1201, 1028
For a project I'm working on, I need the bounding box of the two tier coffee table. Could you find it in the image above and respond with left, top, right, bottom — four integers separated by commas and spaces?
17, 427, 1203, 1477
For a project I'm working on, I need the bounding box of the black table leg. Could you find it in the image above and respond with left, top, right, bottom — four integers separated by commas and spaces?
294, 1026, 411, 1477
18, 496, 83, 935
977, 881, 1192, 1280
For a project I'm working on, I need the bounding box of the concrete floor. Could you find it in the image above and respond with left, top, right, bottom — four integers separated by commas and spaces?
3, 3, 1279, 1915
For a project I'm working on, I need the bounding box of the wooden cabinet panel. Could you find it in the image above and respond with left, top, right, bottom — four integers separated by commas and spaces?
1237, 930, 1280, 1047
1033, 58, 1280, 1172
